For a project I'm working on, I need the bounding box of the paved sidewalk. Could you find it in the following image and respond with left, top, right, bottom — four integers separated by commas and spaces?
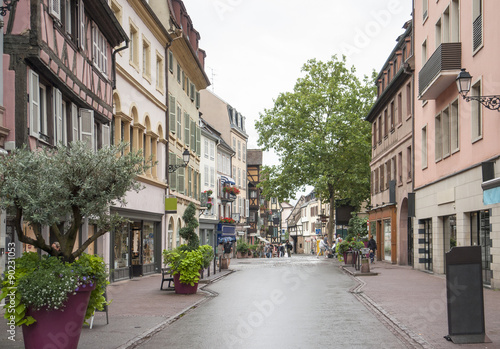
343, 261, 500, 349
0, 266, 232, 349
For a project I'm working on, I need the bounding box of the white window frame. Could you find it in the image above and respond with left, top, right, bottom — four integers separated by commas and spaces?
78, 0, 85, 50
53, 88, 63, 144
49, 0, 61, 20
71, 103, 79, 142
29, 70, 40, 138
80, 109, 94, 149
92, 24, 108, 75
102, 124, 110, 147
471, 79, 483, 142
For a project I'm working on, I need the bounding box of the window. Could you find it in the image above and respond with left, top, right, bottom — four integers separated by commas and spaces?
129, 21, 139, 69
471, 80, 482, 141
422, 126, 428, 169
210, 166, 215, 187
142, 37, 151, 79
168, 95, 176, 134
64, 0, 76, 37
210, 142, 215, 160
168, 50, 173, 73
473, 0, 483, 52
422, 0, 428, 22
407, 146, 412, 180
78, 0, 85, 50
421, 40, 427, 66
176, 106, 182, 140
398, 152, 403, 185
451, 99, 459, 152
435, 18, 442, 49
156, 52, 164, 92
383, 109, 388, 137
177, 64, 181, 84
232, 137, 236, 151
435, 113, 442, 161
80, 109, 94, 149
374, 168, 379, 193
442, 107, 450, 157
380, 165, 384, 192
450, 0, 459, 43
386, 160, 391, 188
53, 89, 64, 145
49, 0, 62, 20
243, 146, 246, 163
237, 140, 241, 160
406, 82, 412, 117
377, 115, 382, 143
189, 82, 195, 101
92, 25, 108, 75
397, 93, 402, 125
390, 101, 394, 130
373, 122, 377, 147
204, 139, 209, 158
184, 112, 190, 147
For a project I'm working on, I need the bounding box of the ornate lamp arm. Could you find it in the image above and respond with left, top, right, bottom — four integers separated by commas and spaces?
463, 95, 500, 112
0, 0, 17, 16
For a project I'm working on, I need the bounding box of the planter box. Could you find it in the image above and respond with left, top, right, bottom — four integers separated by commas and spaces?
173, 274, 198, 294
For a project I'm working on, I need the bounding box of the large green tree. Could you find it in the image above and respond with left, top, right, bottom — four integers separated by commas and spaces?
256, 55, 376, 245
0, 141, 149, 262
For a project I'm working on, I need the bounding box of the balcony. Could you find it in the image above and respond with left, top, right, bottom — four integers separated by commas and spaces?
220, 192, 236, 203
419, 43, 461, 100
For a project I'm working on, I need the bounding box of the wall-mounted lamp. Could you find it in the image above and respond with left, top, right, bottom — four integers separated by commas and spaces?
168, 148, 190, 173
456, 69, 500, 112
0, 0, 17, 16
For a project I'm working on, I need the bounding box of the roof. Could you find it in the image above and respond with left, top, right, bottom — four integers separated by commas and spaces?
247, 149, 263, 165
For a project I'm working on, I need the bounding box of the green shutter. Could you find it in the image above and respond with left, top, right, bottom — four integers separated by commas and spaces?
184, 112, 190, 147
190, 120, 196, 152
196, 125, 201, 157
169, 95, 176, 134
177, 107, 182, 140
188, 168, 192, 197
178, 165, 185, 194
169, 153, 177, 191
194, 170, 198, 200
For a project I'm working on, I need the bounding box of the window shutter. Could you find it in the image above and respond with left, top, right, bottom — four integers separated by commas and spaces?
80, 109, 94, 149
168, 153, 177, 191
184, 113, 190, 147
195, 91, 200, 109
176, 106, 182, 140
78, 0, 85, 50
29, 70, 40, 137
188, 168, 192, 197
71, 103, 79, 141
54, 88, 63, 144
102, 124, 110, 147
246, 199, 249, 218
169, 96, 176, 133
178, 164, 185, 194
49, 0, 61, 20
190, 120, 195, 151
196, 125, 201, 157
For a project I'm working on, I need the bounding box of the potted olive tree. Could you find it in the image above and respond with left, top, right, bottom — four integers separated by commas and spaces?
0, 142, 148, 349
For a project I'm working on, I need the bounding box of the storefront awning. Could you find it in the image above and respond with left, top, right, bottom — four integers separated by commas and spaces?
257, 236, 270, 244
220, 175, 235, 185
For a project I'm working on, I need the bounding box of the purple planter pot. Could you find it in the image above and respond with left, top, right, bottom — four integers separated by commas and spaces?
173, 273, 199, 294
22, 283, 95, 349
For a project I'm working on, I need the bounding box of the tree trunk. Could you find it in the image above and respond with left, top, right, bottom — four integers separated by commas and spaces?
327, 185, 336, 246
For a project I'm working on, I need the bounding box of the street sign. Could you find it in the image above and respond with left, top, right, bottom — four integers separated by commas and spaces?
315, 229, 321, 235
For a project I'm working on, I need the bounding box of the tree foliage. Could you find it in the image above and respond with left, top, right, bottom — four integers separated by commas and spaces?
0, 141, 149, 262
255, 55, 376, 243
179, 202, 200, 250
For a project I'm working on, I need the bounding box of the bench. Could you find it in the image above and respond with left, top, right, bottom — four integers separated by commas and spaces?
160, 268, 174, 290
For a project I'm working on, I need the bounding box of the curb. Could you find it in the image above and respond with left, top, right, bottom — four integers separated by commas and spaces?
118, 269, 234, 349
341, 266, 433, 349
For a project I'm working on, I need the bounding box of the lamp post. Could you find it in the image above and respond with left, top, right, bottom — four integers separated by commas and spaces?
456, 69, 500, 111
168, 148, 190, 173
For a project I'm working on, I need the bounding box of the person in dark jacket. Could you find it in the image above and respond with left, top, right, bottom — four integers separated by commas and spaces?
367, 236, 377, 263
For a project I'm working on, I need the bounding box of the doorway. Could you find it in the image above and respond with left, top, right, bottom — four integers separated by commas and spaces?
470, 210, 492, 285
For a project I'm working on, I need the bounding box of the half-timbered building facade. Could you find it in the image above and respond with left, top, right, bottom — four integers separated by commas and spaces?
2, 0, 127, 259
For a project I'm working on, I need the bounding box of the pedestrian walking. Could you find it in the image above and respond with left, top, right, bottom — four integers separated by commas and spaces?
279, 244, 285, 257
223, 240, 233, 266
285, 240, 293, 257
317, 236, 329, 259
367, 236, 377, 263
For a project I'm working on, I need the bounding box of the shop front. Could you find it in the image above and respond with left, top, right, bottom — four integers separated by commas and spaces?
368, 204, 397, 264
111, 210, 162, 282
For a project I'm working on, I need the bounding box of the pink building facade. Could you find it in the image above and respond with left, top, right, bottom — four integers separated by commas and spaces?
414, 0, 500, 288
2, 0, 126, 260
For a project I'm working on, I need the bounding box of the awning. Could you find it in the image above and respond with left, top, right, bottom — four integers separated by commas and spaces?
220, 175, 235, 185
257, 236, 270, 244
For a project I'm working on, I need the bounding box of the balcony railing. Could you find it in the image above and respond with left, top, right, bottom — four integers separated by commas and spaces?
419, 42, 461, 100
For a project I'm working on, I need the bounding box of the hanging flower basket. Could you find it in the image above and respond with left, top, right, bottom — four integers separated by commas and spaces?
219, 217, 235, 224
223, 186, 240, 195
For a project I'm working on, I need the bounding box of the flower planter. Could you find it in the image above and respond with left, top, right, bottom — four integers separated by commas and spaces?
22, 283, 96, 349
173, 273, 199, 294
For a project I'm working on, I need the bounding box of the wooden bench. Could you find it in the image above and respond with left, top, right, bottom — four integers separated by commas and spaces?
160, 268, 174, 290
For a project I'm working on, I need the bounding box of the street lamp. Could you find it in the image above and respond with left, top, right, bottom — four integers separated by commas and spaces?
0, 0, 17, 16
168, 148, 190, 173
456, 68, 500, 112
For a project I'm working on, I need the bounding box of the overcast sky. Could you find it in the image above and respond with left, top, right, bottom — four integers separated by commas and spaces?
186, 0, 413, 199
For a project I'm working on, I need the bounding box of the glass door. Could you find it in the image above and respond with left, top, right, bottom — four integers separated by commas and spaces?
471, 210, 492, 285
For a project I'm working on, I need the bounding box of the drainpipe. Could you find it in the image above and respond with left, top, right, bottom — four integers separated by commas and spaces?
112, 40, 129, 89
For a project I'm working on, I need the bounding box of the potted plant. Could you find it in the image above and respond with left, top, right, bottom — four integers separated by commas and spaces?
162, 203, 211, 294
0, 142, 147, 349
236, 240, 249, 258
163, 247, 204, 293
